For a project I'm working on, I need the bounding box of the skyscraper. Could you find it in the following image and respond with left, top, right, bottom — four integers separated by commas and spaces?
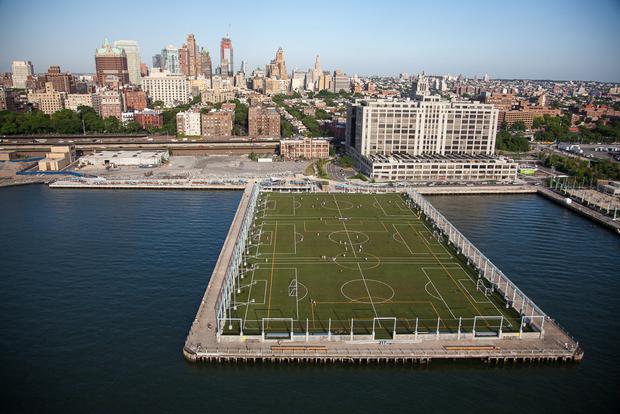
199, 48, 212, 81
113, 40, 142, 85
220, 36, 233, 77
161, 45, 180, 74
186, 34, 198, 78
267, 48, 288, 80
179, 45, 190, 76
11, 60, 34, 89
95, 39, 129, 88
152, 54, 163, 69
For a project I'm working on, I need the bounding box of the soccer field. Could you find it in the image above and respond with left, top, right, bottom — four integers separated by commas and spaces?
226, 192, 523, 339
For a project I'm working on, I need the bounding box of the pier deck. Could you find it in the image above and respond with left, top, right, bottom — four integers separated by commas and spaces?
184, 184, 583, 364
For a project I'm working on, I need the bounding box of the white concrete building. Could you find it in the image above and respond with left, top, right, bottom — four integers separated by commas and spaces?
345, 97, 514, 181
141, 70, 190, 107
358, 154, 517, 182
346, 97, 498, 157
11, 60, 34, 89
79, 150, 169, 167
114, 40, 142, 85
176, 110, 202, 136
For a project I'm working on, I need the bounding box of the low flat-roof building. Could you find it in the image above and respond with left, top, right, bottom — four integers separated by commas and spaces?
38, 146, 75, 171
280, 137, 330, 160
357, 153, 517, 182
78, 150, 169, 167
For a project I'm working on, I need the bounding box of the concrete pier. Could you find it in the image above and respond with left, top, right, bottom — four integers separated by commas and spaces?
183, 183, 584, 365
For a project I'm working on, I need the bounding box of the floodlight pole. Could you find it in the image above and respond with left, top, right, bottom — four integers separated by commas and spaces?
436, 317, 440, 339
457, 317, 462, 340
414, 317, 418, 340
306, 318, 309, 342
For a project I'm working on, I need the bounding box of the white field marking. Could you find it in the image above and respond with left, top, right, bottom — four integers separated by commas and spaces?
408, 224, 453, 259
424, 281, 442, 301
242, 267, 258, 327
457, 279, 492, 304
266, 199, 277, 210
296, 281, 309, 302
448, 263, 515, 328
332, 193, 378, 317
421, 268, 457, 319
392, 232, 405, 244
418, 229, 452, 256
391, 223, 414, 255
373, 196, 389, 216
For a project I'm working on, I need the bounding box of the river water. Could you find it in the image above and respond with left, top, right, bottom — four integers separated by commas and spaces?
1, 186, 618, 413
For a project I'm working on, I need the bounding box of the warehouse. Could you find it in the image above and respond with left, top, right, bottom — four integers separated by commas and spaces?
79, 150, 169, 168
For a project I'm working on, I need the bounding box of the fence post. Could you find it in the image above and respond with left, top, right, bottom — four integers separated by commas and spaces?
350, 318, 354, 341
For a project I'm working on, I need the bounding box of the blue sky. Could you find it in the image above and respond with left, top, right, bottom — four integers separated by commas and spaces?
1, 0, 619, 81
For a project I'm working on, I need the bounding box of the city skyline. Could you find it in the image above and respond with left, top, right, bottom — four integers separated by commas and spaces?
1, 0, 619, 82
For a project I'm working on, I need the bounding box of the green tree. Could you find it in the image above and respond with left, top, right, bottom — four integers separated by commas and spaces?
125, 120, 142, 133
52, 109, 81, 134
103, 116, 122, 133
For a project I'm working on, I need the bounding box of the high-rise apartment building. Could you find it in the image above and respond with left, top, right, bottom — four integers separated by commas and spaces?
141, 71, 190, 107
220, 37, 234, 77
346, 96, 498, 157
113, 40, 142, 85
95, 39, 129, 88
248, 106, 280, 138
11, 60, 34, 89
344, 97, 513, 181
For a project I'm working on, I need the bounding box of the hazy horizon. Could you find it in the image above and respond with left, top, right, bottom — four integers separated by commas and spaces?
1, 0, 619, 82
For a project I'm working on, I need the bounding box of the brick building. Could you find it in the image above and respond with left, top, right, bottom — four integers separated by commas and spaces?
201, 110, 233, 138
248, 106, 280, 138
122, 89, 147, 111
134, 109, 163, 129
280, 137, 329, 160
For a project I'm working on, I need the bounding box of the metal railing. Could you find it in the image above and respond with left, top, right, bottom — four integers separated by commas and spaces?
406, 188, 547, 333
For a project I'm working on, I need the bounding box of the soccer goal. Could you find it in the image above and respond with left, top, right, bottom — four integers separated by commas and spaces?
476, 279, 492, 296
373, 317, 397, 340
472, 316, 504, 338
261, 317, 294, 340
